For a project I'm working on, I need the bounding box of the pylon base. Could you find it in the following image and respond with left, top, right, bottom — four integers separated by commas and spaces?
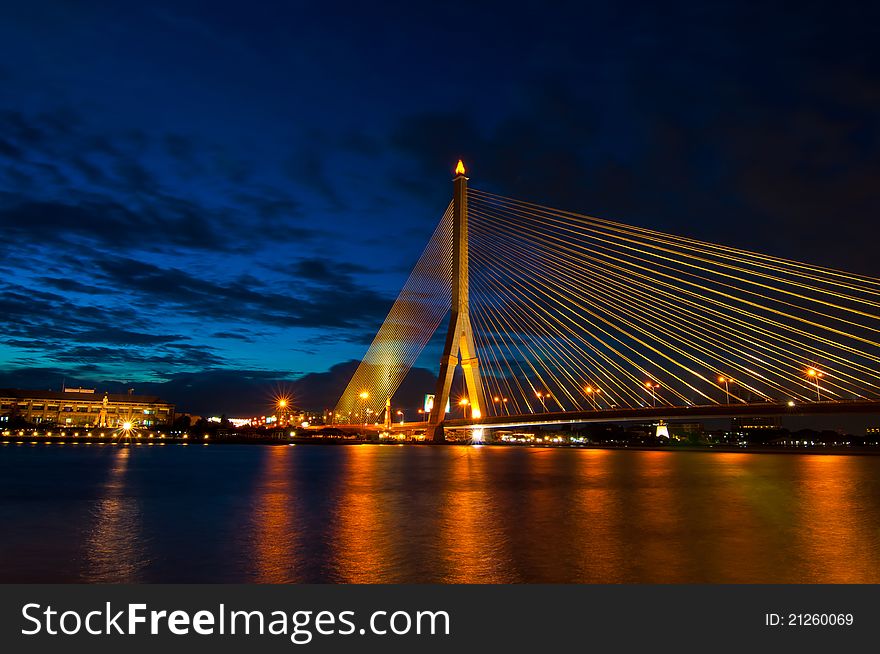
429, 423, 445, 443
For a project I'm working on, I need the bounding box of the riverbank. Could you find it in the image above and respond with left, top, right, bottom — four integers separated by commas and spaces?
3, 434, 880, 455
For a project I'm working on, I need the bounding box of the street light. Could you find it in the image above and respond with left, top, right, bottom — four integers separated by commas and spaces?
459, 398, 470, 419
396, 409, 404, 424
417, 408, 426, 422
535, 391, 548, 412
584, 385, 597, 410
358, 391, 369, 424
276, 397, 290, 426
806, 368, 824, 401
717, 376, 733, 404
644, 381, 659, 407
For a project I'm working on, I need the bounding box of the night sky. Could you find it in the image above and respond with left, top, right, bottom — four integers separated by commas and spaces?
1, 1, 879, 415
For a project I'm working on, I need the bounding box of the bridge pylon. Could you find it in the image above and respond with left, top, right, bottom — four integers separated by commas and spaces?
428, 160, 486, 442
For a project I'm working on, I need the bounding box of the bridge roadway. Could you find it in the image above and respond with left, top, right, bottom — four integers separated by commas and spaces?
328, 399, 880, 432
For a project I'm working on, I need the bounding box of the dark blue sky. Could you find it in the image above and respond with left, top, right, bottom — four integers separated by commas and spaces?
1, 1, 879, 414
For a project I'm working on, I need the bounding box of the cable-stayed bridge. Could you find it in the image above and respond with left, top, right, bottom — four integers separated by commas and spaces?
334, 162, 880, 441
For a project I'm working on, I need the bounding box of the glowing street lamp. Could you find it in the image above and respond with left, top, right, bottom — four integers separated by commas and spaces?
459, 397, 470, 418
276, 397, 291, 426
806, 368, 824, 401
584, 385, 597, 410
644, 381, 660, 407
492, 395, 510, 416
417, 408, 427, 423
717, 376, 733, 404
115, 420, 136, 445
358, 390, 369, 424
535, 391, 548, 412
396, 409, 404, 424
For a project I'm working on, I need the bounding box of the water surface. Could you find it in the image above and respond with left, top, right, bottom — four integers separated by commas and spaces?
1, 443, 879, 583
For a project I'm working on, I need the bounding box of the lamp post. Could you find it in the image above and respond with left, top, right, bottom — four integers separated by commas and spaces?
276, 398, 290, 427
535, 391, 548, 412
493, 395, 510, 415
358, 391, 369, 425
644, 381, 659, 407
459, 398, 470, 419
806, 368, 824, 401
717, 376, 732, 404
584, 385, 597, 410
396, 409, 404, 424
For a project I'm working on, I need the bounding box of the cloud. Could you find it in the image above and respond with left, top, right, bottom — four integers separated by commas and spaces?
48, 344, 223, 368
87, 256, 394, 330
0, 199, 212, 251
282, 149, 348, 210
211, 330, 256, 343
0, 109, 321, 256
0, 278, 220, 376
281, 258, 374, 290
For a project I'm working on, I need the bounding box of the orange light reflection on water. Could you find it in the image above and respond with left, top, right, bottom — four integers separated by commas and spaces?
330, 445, 391, 582
795, 455, 880, 583
251, 445, 302, 583
437, 447, 511, 583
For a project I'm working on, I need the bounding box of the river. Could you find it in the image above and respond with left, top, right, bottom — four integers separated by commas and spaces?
1, 443, 879, 583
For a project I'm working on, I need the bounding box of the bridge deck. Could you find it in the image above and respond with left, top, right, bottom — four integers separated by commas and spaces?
326, 400, 880, 432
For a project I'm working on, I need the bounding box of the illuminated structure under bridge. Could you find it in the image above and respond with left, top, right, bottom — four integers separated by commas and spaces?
335, 162, 880, 441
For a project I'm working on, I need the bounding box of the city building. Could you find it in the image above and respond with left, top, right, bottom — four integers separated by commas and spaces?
0, 387, 174, 427
731, 416, 781, 432
730, 416, 783, 443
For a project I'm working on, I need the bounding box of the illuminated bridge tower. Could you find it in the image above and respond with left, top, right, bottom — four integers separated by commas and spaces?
428, 160, 486, 442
